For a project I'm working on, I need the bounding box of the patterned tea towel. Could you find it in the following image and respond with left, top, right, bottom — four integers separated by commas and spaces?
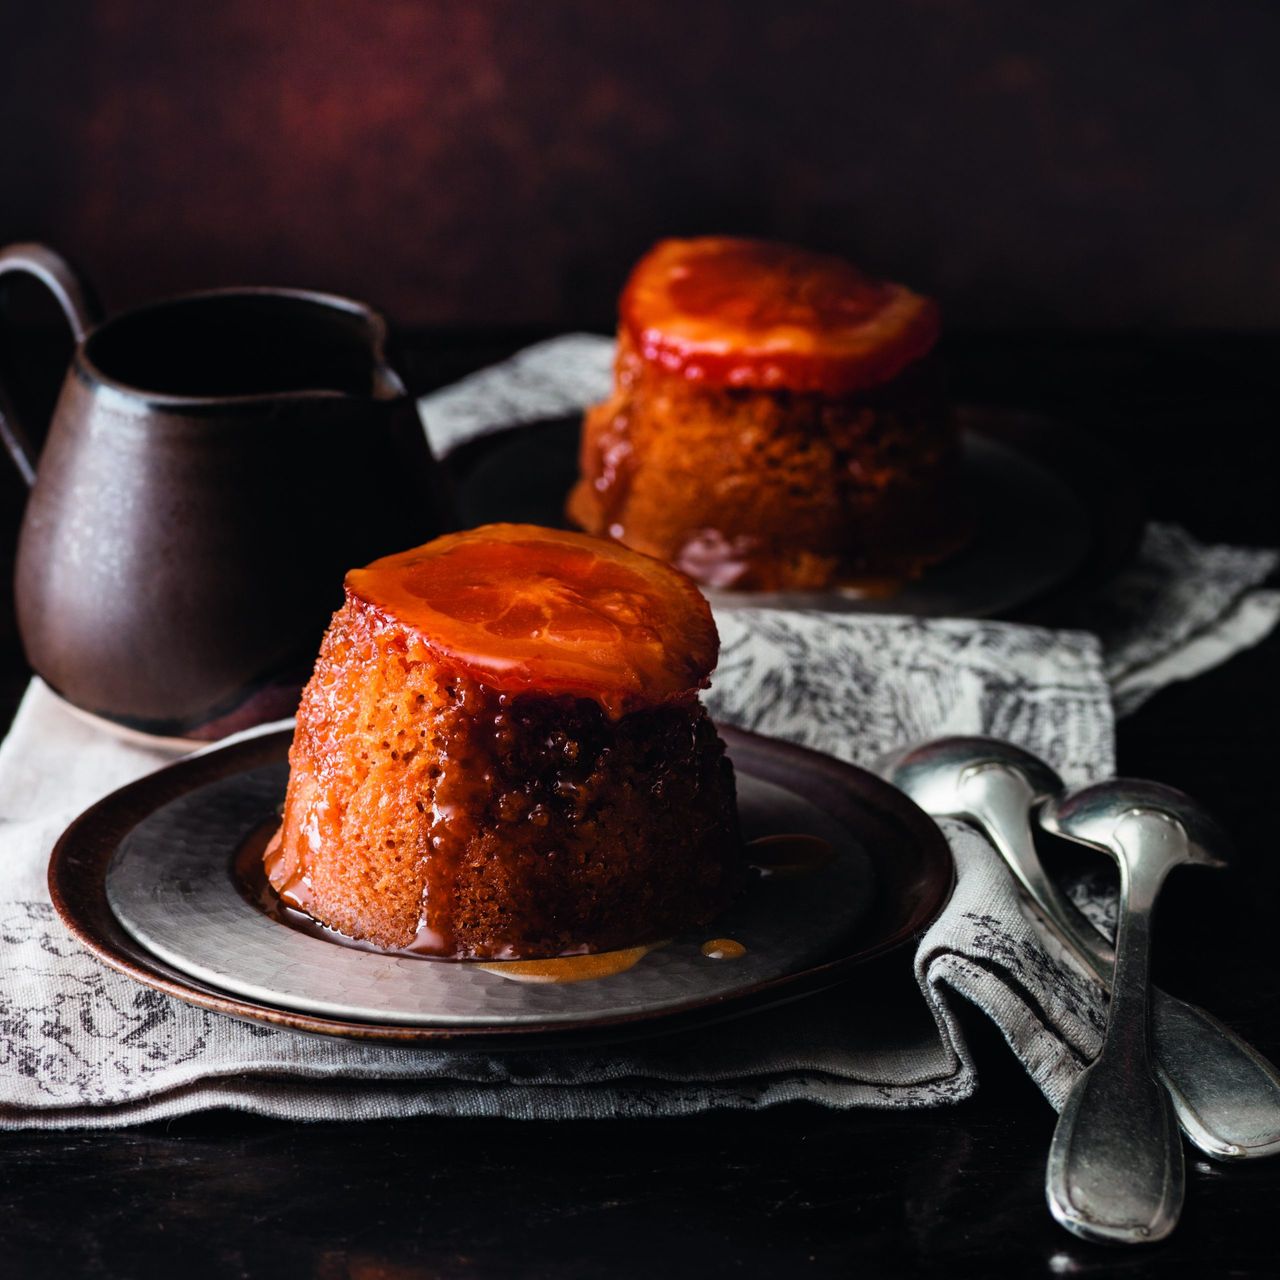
0, 336, 1275, 1128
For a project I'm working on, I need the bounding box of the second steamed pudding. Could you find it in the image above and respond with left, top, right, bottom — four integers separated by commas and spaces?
570, 236, 969, 591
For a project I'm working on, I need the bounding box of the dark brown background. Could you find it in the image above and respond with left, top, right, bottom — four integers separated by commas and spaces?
3, 9, 1280, 1276
3, 0, 1279, 329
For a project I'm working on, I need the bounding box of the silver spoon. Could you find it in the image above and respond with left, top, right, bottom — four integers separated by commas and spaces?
882, 737, 1280, 1164
1039, 780, 1229, 1243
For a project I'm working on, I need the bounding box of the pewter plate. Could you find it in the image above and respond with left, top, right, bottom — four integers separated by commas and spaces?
50, 726, 953, 1047
106, 766, 870, 1026
446, 407, 1134, 623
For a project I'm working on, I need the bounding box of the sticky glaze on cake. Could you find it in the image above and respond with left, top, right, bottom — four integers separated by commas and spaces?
265, 523, 741, 959
568, 236, 969, 591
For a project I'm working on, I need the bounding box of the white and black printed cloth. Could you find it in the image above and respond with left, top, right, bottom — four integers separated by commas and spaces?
0, 335, 1275, 1128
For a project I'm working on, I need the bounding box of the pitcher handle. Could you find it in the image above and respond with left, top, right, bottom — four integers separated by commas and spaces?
0, 243, 102, 488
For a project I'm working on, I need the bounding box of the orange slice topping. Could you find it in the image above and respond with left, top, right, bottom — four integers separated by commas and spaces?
621, 236, 939, 394
346, 524, 718, 715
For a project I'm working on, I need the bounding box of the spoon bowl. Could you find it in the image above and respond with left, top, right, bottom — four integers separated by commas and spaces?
1041, 779, 1231, 872
880, 735, 1064, 819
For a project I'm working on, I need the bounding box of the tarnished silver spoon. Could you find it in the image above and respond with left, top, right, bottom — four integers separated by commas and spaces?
882, 738, 1280, 1165
1040, 780, 1231, 1242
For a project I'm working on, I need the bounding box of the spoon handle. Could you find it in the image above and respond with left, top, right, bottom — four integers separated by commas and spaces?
1151, 994, 1280, 1159
1031, 849, 1280, 1159
970, 771, 1280, 1160
1037, 873, 1280, 1159
1046, 849, 1184, 1244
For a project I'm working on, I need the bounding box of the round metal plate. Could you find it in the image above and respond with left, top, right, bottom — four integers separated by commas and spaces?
445, 406, 1139, 622
106, 765, 874, 1026
49, 726, 953, 1047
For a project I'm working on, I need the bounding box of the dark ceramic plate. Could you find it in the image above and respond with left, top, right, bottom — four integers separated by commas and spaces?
49, 726, 952, 1049
443, 406, 1142, 624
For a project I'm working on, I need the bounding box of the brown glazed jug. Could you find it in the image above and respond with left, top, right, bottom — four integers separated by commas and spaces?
0, 243, 446, 737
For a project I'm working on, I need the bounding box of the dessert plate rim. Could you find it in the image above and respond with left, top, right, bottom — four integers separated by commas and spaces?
48, 725, 953, 1050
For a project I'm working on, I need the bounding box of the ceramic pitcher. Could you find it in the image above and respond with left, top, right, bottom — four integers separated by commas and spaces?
0, 242, 446, 736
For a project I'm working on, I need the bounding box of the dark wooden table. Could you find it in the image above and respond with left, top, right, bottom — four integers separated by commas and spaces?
0, 332, 1277, 1279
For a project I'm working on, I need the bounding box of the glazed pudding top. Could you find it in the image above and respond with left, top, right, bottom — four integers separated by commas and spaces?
346, 523, 719, 716
620, 236, 939, 395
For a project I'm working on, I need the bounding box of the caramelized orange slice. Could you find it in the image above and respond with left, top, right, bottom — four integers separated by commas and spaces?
347, 524, 718, 715
621, 236, 939, 394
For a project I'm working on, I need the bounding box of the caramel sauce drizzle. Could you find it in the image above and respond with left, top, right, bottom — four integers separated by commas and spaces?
700, 938, 746, 960
478, 942, 664, 985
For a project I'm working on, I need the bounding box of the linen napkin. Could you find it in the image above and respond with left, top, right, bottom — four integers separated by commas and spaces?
0, 338, 1275, 1129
